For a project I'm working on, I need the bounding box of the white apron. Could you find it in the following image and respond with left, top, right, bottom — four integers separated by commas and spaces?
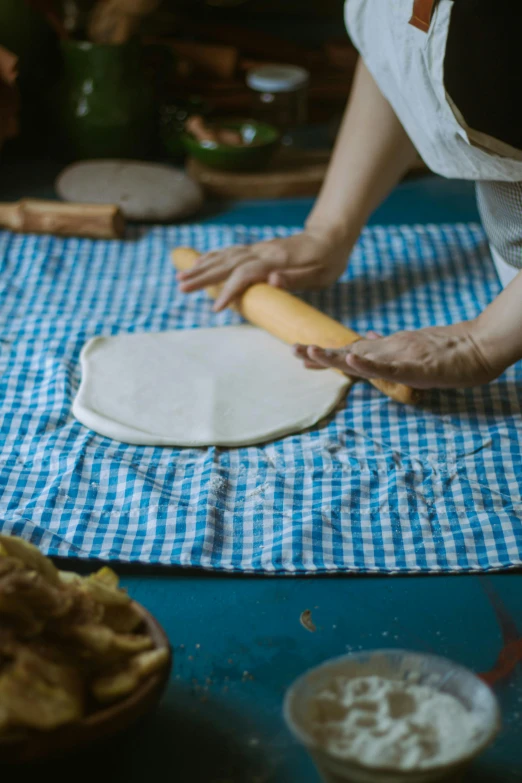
345, 0, 522, 285
344, 0, 522, 182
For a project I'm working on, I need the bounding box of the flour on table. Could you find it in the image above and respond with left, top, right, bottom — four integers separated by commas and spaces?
72, 325, 352, 448
309, 675, 481, 770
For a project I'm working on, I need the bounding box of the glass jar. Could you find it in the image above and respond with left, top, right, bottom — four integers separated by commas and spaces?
246, 64, 309, 138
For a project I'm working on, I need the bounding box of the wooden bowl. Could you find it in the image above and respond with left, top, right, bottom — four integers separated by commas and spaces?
0, 603, 172, 765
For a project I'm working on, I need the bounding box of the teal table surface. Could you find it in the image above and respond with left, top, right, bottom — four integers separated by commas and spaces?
2, 167, 521, 782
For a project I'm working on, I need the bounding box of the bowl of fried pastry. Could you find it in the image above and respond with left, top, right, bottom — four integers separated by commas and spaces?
0, 534, 171, 764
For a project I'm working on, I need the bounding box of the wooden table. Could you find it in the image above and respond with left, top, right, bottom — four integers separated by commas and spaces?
1, 166, 519, 782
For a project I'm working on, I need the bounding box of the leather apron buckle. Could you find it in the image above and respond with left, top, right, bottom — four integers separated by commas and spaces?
409, 0, 438, 33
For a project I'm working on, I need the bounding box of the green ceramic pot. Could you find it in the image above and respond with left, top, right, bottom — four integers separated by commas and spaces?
56, 39, 155, 160
181, 118, 280, 171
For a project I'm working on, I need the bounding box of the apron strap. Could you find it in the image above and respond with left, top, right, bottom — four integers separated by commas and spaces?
409, 0, 438, 33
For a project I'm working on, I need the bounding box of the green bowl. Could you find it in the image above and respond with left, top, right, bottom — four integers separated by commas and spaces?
181, 118, 280, 171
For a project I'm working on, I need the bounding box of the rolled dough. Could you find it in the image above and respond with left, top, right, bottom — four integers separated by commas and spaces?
72, 326, 351, 447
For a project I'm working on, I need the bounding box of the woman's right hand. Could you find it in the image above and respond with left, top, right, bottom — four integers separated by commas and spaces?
176, 226, 355, 311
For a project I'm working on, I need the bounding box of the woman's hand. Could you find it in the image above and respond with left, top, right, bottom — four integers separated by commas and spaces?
176, 227, 353, 311
293, 320, 504, 389
177, 59, 420, 313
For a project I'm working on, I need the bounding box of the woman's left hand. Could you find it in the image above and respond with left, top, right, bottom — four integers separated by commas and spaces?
293, 320, 502, 389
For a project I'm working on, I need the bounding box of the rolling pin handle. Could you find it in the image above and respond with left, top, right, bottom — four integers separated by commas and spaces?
0, 199, 125, 239
171, 246, 420, 406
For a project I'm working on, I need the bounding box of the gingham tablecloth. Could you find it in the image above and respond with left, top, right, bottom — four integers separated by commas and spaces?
1, 223, 521, 573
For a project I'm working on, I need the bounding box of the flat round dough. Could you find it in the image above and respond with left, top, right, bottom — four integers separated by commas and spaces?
72, 326, 351, 447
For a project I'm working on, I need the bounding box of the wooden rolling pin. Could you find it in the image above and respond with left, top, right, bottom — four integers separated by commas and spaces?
0, 199, 125, 239
172, 247, 418, 405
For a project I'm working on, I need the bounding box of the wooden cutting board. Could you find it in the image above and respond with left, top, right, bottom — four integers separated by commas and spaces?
186, 150, 330, 199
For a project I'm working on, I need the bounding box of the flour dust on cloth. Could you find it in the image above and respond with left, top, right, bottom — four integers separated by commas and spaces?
73, 326, 351, 447
345, 0, 522, 281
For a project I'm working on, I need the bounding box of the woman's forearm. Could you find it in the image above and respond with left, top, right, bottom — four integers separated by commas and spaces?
475, 268, 522, 373
306, 59, 418, 246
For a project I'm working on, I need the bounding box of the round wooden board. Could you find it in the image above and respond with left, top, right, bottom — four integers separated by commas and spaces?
186, 151, 428, 200
186, 150, 330, 199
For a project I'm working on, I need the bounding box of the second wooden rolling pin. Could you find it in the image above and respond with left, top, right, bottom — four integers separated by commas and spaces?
0, 199, 125, 239
172, 247, 418, 405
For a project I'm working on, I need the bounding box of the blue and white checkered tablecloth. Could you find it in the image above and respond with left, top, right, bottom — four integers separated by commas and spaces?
1, 223, 521, 573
